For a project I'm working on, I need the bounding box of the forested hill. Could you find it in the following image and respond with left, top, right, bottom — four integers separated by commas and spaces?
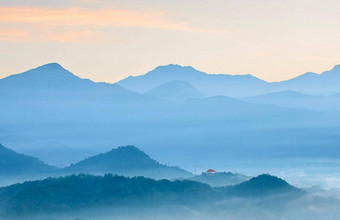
0, 174, 303, 215
63, 145, 192, 179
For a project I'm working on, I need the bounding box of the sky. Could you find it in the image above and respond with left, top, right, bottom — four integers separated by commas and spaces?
0, 0, 340, 83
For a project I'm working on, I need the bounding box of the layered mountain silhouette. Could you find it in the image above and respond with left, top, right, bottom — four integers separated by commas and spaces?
0, 63, 145, 102
0, 63, 154, 125
1, 63, 339, 167
274, 65, 340, 95
242, 90, 340, 114
0, 144, 57, 177
117, 64, 340, 97
63, 145, 192, 179
0, 63, 93, 89
117, 64, 269, 97
144, 80, 204, 101
0, 144, 192, 182
0, 173, 302, 215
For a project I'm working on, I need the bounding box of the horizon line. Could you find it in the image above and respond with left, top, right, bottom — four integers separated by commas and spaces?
1, 62, 339, 84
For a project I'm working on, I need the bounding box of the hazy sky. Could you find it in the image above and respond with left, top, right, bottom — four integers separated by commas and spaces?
0, 0, 339, 83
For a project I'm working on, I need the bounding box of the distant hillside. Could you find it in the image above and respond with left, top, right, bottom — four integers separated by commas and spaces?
117, 64, 340, 97
247, 90, 313, 99
242, 90, 317, 109
0, 63, 151, 125
63, 145, 192, 179
1, 63, 339, 167
0, 174, 302, 215
188, 171, 250, 187
274, 65, 340, 95
223, 174, 303, 197
144, 80, 204, 101
0, 174, 212, 215
242, 90, 340, 114
117, 64, 269, 97
0, 144, 57, 176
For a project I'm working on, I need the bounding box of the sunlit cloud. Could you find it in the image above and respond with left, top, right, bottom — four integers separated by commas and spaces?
0, 27, 29, 42
0, 7, 215, 36
0, 6, 220, 43
41, 30, 106, 43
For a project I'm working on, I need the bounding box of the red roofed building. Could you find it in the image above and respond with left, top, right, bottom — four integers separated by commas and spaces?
206, 169, 216, 173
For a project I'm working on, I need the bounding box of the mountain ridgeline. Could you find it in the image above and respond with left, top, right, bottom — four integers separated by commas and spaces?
222, 174, 300, 196
117, 64, 269, 97
1, 63, 340, 167
63, 145, 192, 179
0, 144, 192, 181
0, 173, 302, 215
117, 64, 340, 97
0, 144, 57, 177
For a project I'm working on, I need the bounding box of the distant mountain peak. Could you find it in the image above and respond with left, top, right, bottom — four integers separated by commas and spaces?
0, 62, 91, 89
229, 174, 303, 197
116, 64, 270, 96
154, 64, 197, 71
144, 80, 204, 101
64, 145, 192, 179
25, 63, 76, 77
245, 174, 290, 188
1, 62, 76, 79
148, 64, 206, 77
106, 145, 149, 157
36, 62, 64, 70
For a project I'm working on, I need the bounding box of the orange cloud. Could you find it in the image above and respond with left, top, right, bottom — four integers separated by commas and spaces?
42, 30, 106, 43
0, 6, 219, 43
0, 7, 205, 32
0, 28, 29, 42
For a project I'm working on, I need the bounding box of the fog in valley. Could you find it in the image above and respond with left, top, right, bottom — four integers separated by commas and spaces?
1, 63, 340, 220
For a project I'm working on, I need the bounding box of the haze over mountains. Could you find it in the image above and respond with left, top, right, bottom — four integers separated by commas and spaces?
117, 64, 340, 97
1, 63, 340, 169
242, 90, 340, 115
0, 144, 56, 177
188, 171, 250, 187
117, 64, 269, 97
144, 80, 204, 101
0, 173, 303, 217
63, 145, 192, 179
0, 144, 191, 185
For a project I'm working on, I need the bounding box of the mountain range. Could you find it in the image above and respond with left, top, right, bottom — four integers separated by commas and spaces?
0, 173, 302, 216
144, 80, 204, 101
0, 144, 191, 185
117, 64, 269, 97
117, 64, 340, 97
1, 63, 340, 168
242, 90, 340, 114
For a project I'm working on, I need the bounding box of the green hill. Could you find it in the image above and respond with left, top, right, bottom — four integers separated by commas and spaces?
63, 145, 192, 179
0, 174, 303, 216
223, 174, 303, 197
0, 174, 212, 215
